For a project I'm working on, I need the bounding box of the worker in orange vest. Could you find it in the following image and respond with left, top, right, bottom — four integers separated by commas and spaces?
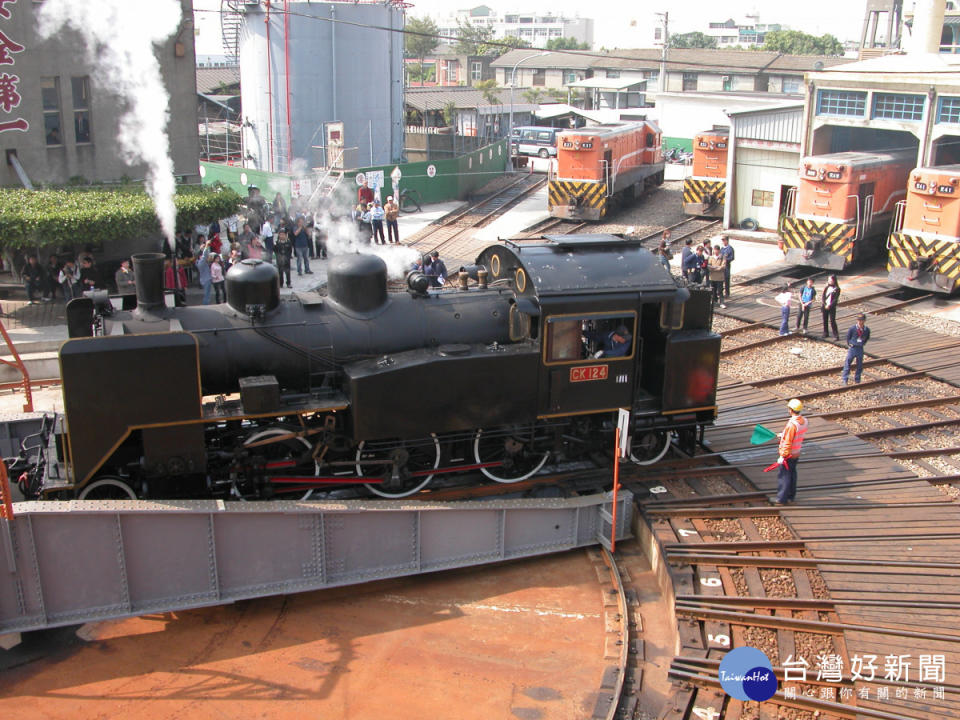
775, 398, 808, 505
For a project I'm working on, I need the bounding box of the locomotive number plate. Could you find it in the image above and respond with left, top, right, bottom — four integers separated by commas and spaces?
570, 364, 609, 382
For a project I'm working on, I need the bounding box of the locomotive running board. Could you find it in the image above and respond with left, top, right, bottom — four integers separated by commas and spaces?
0, 492, 632, 635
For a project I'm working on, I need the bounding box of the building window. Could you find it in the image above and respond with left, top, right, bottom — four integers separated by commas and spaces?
783, 77, 802, 94
751, 190, 774, 207
532, 68, 545, 86
41, 77, 63, 146
682, 73, 698, 91
606, 70, 620, 79
565, 71, 577, 84
644, 70, 659, 85
71, 76, 92, 143
937, 96, 960, 124
872, 92, 925, 121
722, 75, 732, 91
471, 62, 482, 82
816, 89, 867, 117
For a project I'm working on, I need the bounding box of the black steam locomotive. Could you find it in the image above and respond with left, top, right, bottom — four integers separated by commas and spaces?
25, 235, 721, 501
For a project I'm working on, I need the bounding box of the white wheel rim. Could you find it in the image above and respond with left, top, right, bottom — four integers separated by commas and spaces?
245, 428, 317, 500
630, 431, 671, 466
78, 477, 137, 500
358, 434, 440, 498
474, 428, 549, 484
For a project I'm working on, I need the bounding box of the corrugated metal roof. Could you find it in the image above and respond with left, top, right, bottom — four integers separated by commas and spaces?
491, 48, 853, 75
731, 105, 804, 145
196, 66, 240, 94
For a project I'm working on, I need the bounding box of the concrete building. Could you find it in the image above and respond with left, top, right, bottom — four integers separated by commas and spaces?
704, 17, 784, 49
237, 1, 404, 173
403, 48, 497, 88
0, 0, 200, 187
492, 48, 852, 98
724, 103, 804, 231
436, 6, 594, 49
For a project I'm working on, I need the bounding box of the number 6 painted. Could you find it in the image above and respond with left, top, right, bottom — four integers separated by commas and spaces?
700, 577, 722, 587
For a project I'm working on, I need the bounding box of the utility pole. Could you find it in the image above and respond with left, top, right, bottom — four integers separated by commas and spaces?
656, 11, 669, 93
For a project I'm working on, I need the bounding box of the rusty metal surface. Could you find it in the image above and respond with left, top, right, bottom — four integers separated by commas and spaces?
0, 550, 608, 719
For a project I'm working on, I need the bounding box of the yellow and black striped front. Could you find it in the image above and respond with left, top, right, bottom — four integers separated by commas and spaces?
887, 232, 960, 294
780, 217, 857, 269
682, 178, 726, 217
549, 180, 608, 220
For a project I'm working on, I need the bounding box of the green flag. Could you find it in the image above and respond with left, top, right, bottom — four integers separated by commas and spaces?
750, 424, 777, 445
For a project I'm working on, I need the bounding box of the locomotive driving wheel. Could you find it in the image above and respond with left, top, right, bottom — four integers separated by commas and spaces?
473, 426, 550, 483
244, 426, 320, 500
629, 430, 672, 466
356, 434, 441, 499
78, 476, 138, 500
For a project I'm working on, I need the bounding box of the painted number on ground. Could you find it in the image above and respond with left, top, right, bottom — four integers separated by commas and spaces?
700, 577, 722, 587
693, 707, 721, 720
677, 528, 699, 537
649, 486, 667, 494
708, 633, 730, 647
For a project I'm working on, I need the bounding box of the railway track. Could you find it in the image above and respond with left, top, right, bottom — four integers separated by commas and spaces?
616, 263, 960, 719
407, 174, 546, 258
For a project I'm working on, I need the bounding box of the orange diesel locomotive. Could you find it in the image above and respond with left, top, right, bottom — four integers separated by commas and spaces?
682, 129, 728, 217
780, 150, 914, 270
887, 165, 960, 294
548, 121, 664, 221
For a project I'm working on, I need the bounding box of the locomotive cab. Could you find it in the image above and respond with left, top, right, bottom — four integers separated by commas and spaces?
682, 129, 728, 217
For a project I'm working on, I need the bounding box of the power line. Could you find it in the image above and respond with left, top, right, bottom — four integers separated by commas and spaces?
193, 7, 852, 76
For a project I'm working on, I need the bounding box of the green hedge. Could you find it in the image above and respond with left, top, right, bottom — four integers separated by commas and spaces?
0, 184, 243, 252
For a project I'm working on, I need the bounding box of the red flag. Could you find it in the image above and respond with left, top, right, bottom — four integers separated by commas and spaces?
763, 458, 788, 472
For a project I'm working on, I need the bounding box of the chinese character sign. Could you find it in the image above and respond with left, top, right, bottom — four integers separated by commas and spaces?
0, 0, 27, 134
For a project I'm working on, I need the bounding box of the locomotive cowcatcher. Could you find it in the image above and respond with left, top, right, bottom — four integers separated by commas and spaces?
887, 165, 960, 294
26, 236, 721, 501
682, 129, 728, 217
779, 150, 914, 270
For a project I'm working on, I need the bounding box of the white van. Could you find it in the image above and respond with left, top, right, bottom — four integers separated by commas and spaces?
510, 126, 560, 158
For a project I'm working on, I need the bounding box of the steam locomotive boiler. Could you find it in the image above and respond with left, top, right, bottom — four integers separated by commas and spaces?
27, 236, 721, 501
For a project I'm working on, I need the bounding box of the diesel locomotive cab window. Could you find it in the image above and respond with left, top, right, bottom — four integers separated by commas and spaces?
545, 314, 635, 364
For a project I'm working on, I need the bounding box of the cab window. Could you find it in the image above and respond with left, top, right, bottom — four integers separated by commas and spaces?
537, 131, 553, 143
545, 314, 636, 363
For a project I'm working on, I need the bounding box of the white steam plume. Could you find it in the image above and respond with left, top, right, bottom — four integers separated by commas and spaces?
37, 0, 182, 248
321, 215, 419, 280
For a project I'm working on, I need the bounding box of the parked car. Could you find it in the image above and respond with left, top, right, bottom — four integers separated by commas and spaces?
510, 126, 560, 158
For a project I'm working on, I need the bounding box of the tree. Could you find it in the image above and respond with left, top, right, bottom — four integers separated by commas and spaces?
500, 35, 533, 50
405, 16, 439, 64
406, 62, 435, 85
522, 88, 546, 104
545, 37, 590, 50
454, 20, 498, 55
668, 32, 718, 49
762, 29, 844, 56
475, 79, 501, 105
443, 101, 457, 127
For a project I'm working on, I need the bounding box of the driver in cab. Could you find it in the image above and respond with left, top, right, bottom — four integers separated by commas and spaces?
584, 324, 632, 358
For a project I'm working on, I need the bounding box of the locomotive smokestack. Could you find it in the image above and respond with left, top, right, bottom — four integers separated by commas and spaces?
132, 252, 166, 311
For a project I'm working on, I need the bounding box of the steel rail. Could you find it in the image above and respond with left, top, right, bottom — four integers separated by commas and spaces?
666, 552, 960, 573
856, 417, 960, 438
600, 547, 629, 720
663, 533, 960, 552
675, 603, 960, 643
675, 594, 960, 611
645, 501, 951, 518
